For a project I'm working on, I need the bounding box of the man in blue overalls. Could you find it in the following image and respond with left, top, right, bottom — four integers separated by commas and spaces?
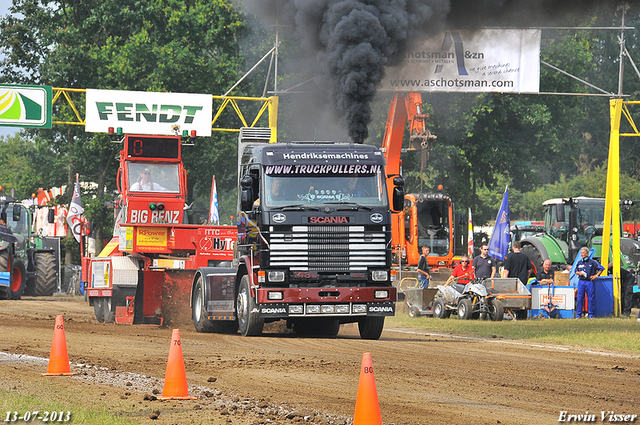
575, 247, 604, 319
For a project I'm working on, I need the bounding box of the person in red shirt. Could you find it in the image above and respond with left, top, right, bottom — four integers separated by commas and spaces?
445, 256, 475, 285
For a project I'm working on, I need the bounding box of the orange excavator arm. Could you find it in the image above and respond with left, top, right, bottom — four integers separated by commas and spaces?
382, 92, 435, 195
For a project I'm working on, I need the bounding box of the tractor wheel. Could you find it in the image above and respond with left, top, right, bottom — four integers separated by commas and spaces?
236, 275, 264, 336
521, 244, 545, 278
358, 316, 385, 340
0, 251, 26, 300
34, 252, 57, 296
408, 306, 420, 318
433, 299, 450, 319
93, 298, 105, 323
489, 299, 504, 321
457, 298, 473, 320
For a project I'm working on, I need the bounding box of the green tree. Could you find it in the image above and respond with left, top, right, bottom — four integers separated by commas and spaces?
0, 0, 248, 251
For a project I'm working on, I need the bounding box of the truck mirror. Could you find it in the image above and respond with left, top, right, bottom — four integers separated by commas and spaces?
12, 205, 21, 222
392, 187, 405, 212
240, 175, 254, 211
393, 176, 405, 187
48, 208, 56, 224
556, 204, 565, 223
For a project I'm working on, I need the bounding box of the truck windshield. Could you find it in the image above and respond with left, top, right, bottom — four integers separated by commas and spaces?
263, 172, 388, 208
127, 163, 180, 193
414, 200, 450, 256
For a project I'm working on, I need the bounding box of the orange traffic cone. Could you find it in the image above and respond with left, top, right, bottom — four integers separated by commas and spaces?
353, 352, 382, 425
42, 315, 75, 376
158, 329, 195, 400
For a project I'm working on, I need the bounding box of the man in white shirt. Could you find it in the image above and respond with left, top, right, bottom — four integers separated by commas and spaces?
130, 169, 167, 192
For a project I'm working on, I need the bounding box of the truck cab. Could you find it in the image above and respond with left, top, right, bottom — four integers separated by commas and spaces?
192, 128, 405, 339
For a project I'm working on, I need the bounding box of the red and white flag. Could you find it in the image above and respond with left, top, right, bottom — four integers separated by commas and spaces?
66, 174, 84, 242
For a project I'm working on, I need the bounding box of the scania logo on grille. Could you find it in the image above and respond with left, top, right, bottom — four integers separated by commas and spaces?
308, 216, 349, 224
370, 213, 383, 223
272, 213, 286, 223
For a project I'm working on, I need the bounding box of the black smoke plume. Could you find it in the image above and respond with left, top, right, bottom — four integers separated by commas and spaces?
244, 0, 629, 143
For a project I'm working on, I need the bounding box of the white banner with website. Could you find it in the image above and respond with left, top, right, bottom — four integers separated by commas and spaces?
380, 29, 541, 93
86, 89, 213, 136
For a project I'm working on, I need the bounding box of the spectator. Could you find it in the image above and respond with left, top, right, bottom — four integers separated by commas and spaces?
445, 256, 474, 285
472, 244, 496, 279
417, 245, 431, 289
536, 259, 557, 318
607, 262, 635, 317
575, 247, 604, 319
504, 241, 533, 285
536, 259, 554, 285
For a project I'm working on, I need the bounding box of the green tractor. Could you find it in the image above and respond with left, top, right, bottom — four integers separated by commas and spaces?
520, 197, 640, 273
0, 194, 60, 299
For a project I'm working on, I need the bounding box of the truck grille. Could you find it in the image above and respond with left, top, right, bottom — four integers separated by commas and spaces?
269, 226, 387, 271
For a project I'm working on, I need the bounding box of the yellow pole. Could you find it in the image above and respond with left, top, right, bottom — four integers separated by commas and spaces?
605, 98, 622, 316
268, 96, 279, 143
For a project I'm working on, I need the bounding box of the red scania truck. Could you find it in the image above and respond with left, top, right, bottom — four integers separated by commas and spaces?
190, 128, 405, 339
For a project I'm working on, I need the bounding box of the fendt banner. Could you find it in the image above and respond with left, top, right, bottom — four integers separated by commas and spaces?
381, 29, 541, 94
85, 89, 213, 136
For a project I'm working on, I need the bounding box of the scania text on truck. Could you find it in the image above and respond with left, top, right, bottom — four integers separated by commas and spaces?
190, 128, 405, 339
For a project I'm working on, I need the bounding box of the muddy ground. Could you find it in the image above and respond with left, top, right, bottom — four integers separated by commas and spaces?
1, 296, 639, 425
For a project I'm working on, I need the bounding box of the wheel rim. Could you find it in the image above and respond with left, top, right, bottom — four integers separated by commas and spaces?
194, 286, 202, 320
434, 302, 441, 316
11, 265, 22, 292
237, 286, 248, 326
459, 303, 466, 317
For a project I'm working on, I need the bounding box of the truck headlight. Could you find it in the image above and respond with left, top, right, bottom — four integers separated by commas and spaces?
335, 305, 349, 314
307, 305, 320, 314
289, 305, 303, 314
371, 270, 387, 281
267, 291, 283, 300
353, 304, 367, 313
321, 305, 335, 314
374, 290, 389, 299
268, 271, 285, 282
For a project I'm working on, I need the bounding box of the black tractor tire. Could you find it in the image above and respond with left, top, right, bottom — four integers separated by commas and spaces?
34, 252, 57, 296
358, 316, 385, 340
489, 299, 504, 321
432, 299, 450, 319
457, 298, 473, 320
0, 251, 26, 300
521, 244, 545, 278
236, 275, 264, 336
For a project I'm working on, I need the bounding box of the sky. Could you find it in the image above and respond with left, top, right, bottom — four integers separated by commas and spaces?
0, 0, 18, 137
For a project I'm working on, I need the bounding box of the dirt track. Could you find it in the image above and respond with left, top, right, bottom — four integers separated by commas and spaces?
1, 296, 640, 425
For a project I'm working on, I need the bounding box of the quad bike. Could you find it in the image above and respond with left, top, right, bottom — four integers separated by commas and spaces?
432, 278, 504, 321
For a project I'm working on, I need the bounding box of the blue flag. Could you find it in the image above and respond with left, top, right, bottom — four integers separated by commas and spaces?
488, 186, 510, 261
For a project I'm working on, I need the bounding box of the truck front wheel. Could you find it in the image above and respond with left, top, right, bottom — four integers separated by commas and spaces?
236, 275, 264, 337
358, 316, 385, 340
